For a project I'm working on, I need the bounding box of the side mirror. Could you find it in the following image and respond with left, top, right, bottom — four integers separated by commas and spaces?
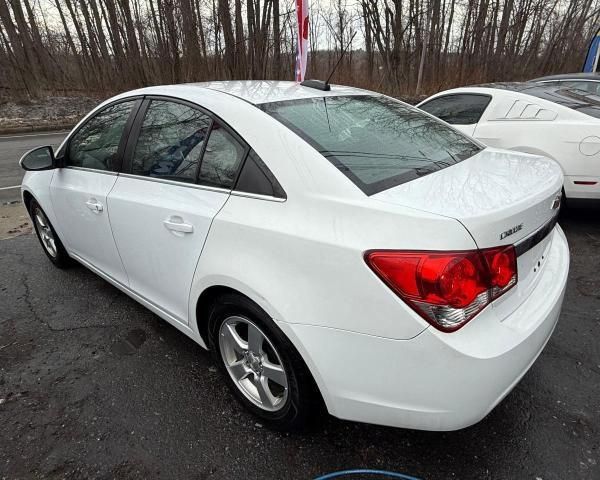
20, 146, 56, 171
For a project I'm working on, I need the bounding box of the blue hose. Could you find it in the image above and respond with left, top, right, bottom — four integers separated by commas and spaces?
314, 469, 422, 480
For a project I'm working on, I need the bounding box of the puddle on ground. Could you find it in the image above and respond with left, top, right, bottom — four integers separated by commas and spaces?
111, 328, 148, 355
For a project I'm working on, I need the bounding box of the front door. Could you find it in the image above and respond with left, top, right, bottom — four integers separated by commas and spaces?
107, 99, 248, 324
50, 99, 139, 285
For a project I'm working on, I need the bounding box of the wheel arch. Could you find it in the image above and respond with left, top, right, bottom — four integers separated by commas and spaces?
193, 282, 330, 412
194, 280, 287, 350
195, 284, 244, 349
22, 189, 35, 212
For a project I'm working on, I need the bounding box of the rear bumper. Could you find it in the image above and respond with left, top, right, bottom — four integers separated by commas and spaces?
564, 175, 600, 200
279, 226, 569, 430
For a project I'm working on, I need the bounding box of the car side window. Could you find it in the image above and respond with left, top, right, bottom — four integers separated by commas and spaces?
132, 100, 212, 183
420, 94, 491, 125
67, 101, 135, 171
198, 122, 246, 189
235, 150, 286, 198
561, 81, 600, 95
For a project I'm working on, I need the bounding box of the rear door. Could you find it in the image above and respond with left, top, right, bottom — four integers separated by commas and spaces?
418, 93, 492, 136
107, 98, 248, 325
50, 98, 141, 285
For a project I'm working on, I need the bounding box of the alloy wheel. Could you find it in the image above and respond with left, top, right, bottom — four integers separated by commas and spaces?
33, 208, 57, 258
218, 315, 289, 412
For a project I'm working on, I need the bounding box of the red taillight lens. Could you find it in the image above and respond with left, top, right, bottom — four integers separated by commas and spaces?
483, 246, 517, 290
365, 247, 517, 332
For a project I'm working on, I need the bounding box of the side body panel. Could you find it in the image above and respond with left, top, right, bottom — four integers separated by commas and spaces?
107, 176, 230, 325
49, 168, 129, 285
190, 192, 477, 342
462, 89, 600, 200
21, 170, 61, 235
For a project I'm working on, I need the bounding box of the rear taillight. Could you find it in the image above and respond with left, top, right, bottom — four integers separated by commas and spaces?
365, 246, 517, 332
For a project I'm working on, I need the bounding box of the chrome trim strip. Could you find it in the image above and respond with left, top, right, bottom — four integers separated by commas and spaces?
64, 166, 118, 176
514, 212, 560, 257
230, 190, 287, 202
117, 172, 231, 193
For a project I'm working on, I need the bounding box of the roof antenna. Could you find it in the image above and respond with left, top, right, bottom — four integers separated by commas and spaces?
301, 31, 357, 91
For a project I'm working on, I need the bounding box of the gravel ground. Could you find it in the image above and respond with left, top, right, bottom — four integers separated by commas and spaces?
0, 209, 598, 480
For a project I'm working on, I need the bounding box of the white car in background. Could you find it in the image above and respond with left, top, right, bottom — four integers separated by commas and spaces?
20, 81, 568, 431
418, 83, 600, 207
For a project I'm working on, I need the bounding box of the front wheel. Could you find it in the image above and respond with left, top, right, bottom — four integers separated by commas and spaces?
208, 294, 322, 431
30, 200, 71, 268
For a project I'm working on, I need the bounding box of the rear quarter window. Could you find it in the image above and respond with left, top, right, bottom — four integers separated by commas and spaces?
419, 94, 492, 125
262, 95, 481, 195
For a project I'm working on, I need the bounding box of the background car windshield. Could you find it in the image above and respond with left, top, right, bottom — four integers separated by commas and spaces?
262, 95, 481, 195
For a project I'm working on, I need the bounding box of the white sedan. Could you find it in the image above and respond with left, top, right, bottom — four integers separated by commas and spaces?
418, 83, 600, 206
20, 81, 569, 431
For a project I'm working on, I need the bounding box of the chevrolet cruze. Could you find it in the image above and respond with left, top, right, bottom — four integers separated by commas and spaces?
20, 81, 569, 431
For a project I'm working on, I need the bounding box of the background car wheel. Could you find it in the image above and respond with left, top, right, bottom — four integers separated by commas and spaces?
208, 293, 322, 431
29, 199, 71, 268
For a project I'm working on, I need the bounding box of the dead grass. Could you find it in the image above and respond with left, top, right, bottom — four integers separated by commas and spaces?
0, 203, 33, 240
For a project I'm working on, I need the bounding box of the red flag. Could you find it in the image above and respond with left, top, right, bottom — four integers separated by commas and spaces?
295, 0, 309, 81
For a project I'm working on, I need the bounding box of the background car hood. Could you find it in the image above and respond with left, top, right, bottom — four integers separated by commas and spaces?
371, 148, 563, 248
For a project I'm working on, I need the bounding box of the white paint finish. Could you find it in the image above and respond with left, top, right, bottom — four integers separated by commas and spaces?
373, 148, 563, 247
278, 226, 568, 430
579, 135, 600, 156
564, 175, 600, 199
183, 80, 374, 105
21, 82, 571, 430
451, 123, 476, 136
49, 168, 128, 285
107, 176, 229, 325
191, 191, 476, 341
418, 86, 600, 201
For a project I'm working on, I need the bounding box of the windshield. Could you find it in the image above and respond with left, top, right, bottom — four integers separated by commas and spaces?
261, 95, 481, 195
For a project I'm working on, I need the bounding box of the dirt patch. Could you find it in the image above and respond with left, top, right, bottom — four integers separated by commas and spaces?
0, 202, 32, 240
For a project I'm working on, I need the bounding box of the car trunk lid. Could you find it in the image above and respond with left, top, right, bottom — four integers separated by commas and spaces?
371, 148, 563, 249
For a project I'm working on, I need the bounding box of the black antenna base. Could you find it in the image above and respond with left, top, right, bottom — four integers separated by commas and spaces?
300, 79, 331, 91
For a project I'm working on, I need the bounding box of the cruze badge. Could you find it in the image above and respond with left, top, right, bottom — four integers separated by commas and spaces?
500, 223, 523, 240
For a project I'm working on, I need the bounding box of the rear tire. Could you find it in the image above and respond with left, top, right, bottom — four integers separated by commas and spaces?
29, 200, 71, 268
208, 293, 321, 431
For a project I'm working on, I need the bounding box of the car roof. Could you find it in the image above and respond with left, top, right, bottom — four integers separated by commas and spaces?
470, 82, 600, 109
529, 72, 600, 82
178, 80, 374, 105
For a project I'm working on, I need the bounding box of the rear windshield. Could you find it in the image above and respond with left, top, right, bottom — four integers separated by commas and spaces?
261, 95, 481, 195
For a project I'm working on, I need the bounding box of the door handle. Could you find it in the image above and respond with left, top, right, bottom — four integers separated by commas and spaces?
85, 199, 104, 213
163, 216, 194, 234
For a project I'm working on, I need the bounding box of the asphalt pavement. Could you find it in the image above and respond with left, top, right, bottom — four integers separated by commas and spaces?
0, 131, 67, 204
0, 208, 598, 479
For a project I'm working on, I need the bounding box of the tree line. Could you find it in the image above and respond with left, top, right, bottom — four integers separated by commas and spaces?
0, 0, 598, 100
